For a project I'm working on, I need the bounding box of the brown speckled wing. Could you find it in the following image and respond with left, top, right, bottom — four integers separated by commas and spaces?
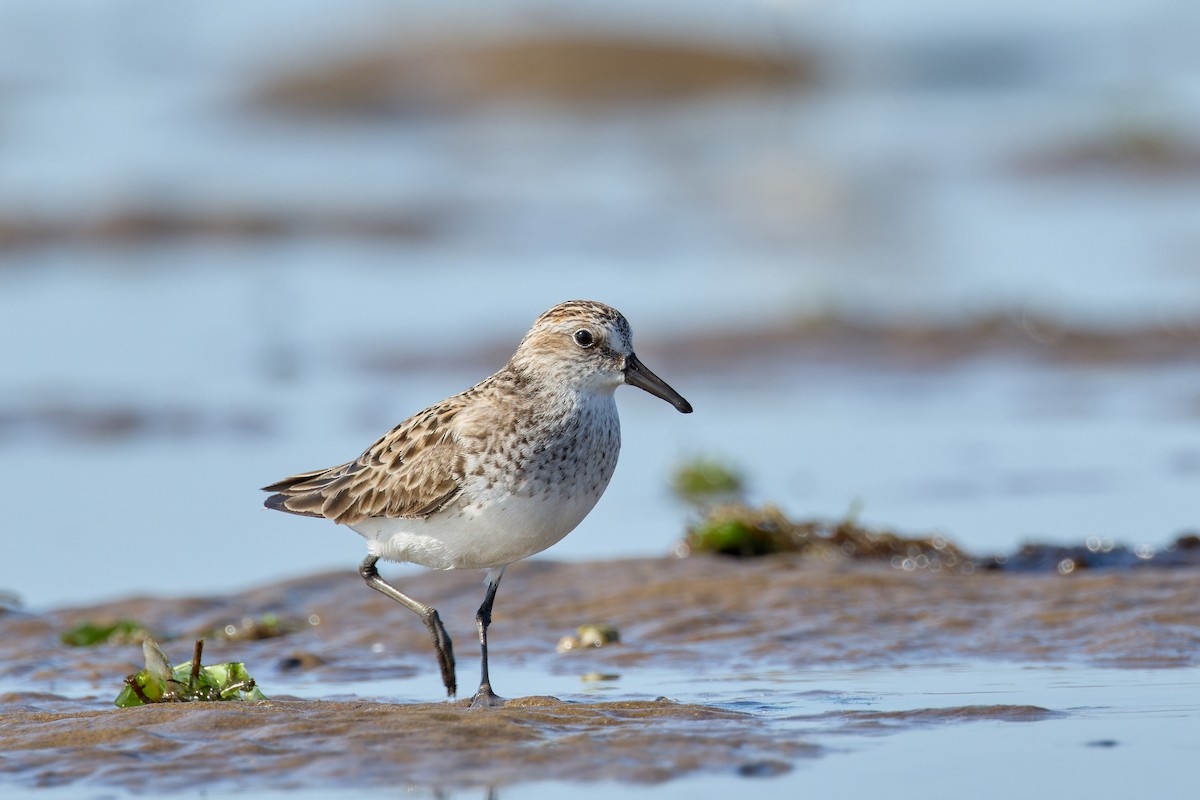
262, 401, 466, 526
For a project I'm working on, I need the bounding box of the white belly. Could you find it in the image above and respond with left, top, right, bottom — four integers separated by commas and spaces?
348, 483, 607, 571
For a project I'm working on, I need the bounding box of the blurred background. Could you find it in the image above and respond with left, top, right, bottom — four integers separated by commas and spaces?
2, 0, 1198, 608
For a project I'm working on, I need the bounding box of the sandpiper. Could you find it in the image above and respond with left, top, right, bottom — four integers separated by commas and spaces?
262, 300, 692, 707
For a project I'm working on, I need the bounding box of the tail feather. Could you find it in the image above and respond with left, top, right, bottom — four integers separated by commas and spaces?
262, 491, 321, 518
261, 465, 343, 494
262, 462, 355, 519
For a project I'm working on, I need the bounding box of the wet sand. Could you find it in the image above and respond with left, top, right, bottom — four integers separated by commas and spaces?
0, 696, 814, 790
2, 556, 1197, 791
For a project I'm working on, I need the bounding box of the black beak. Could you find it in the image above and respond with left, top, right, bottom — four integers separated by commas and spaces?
624, 353, 693, 414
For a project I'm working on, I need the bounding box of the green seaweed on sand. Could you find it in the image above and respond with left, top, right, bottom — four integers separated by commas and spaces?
683, 505, 1200, 572
62, 618, 152, 647
683, 504, 795, 557
115, 638, 266, 708
681, 503, 974, 571
557, 623, 621, 653
670, 457, 744, 504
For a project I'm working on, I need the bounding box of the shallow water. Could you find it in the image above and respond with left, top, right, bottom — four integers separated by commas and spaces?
2, 558, 1198, 796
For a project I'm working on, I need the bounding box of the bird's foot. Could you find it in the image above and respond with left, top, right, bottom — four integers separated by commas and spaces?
469, 684, 507, 709
423, 609, 457, 698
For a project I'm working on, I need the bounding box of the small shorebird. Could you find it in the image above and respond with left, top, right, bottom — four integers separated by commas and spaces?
263, 300, 692, 707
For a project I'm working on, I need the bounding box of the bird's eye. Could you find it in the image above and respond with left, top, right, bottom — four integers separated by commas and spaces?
573, 329, 595, 348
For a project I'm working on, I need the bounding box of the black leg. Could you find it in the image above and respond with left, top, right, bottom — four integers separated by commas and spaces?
359, 556, 456, 698
470, 567, 507, 708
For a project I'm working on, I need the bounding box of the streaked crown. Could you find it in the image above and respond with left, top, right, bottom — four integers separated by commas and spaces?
510, 300, 633, 388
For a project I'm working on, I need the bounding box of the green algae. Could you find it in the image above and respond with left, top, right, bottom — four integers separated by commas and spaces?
115, 638, 266, 708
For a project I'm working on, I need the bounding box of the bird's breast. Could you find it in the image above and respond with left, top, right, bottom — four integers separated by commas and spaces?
465, 396, 621, 510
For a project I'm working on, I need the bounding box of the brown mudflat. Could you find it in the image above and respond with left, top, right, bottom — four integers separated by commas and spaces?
2, 556, 1197, 791
251, 32, 817, 117
0, 694, 814, 790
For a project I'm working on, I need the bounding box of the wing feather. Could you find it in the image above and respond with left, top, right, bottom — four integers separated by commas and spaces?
262, 401, 466, 525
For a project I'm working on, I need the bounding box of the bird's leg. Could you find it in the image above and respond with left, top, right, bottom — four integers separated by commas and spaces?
359, 555, 456, 699
470, 567, 507, 708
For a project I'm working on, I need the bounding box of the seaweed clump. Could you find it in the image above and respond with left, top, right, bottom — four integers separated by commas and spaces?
679, 505, 1200, 575
679, 504, 974, 573
116, 638, 266, 708
557, 623, 621, 653
670, 458, 745, 505
62, 619, 152, 647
